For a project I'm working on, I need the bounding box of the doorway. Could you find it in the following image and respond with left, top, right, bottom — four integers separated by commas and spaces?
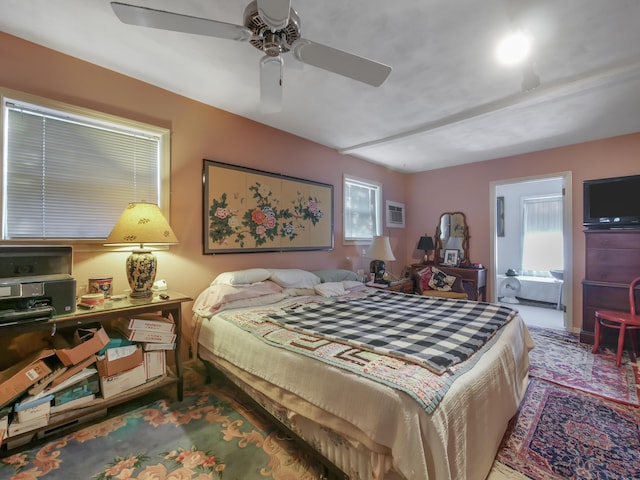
490, 173, 572, 331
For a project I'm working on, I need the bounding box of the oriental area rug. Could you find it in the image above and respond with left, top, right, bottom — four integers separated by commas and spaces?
491, 326, 640, 480
527, 326, 640, 407
494, 378, 640, 480
0, 363, 321, 480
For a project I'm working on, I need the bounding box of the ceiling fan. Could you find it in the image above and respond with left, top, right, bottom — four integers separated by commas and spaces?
111, 1, 392, 113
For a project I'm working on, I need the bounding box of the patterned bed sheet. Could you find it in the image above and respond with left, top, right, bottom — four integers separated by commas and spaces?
213, 290, 516, 414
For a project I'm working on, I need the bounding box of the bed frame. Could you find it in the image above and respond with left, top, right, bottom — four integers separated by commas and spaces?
201, 358, 348, 480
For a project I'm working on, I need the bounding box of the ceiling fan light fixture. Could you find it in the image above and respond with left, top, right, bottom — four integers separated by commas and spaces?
496, 30, 532, 66
260, 55, 283, 113
111, 0, 392, 112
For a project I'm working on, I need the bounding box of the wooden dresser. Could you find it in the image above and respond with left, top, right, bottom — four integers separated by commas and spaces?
581, 229, 640, 344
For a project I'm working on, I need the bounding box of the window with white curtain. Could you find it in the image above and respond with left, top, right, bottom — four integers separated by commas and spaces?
521, 195, 564, 276
1, 90, 170, 242
343, 175, 381, 243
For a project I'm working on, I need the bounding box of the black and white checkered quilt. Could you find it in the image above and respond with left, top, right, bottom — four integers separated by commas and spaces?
265, 290, 517, 374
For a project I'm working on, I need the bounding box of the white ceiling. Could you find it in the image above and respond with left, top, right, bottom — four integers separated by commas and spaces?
2, 0, 640, 173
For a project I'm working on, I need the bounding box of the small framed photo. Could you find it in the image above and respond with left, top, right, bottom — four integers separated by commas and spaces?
444, 249, 459, 266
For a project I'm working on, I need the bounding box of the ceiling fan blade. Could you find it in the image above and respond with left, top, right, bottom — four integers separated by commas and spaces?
292, 39, 391, 87
257, 0, 291, 31
260, 55, 283, 113
111, 2, 253, 42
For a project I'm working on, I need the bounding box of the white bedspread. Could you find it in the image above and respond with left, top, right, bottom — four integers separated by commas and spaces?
197, 297, 533, 480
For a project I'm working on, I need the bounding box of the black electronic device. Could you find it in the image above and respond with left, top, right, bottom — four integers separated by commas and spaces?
369, 260, 388, 284
0, 246, 77, 317
0, 297, 54, 325
583, 174, 640, 229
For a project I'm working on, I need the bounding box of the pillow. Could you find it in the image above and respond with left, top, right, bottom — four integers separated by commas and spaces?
314, 282, 346, 297
218, 292, 288, 312
428, 267, 457, 292
282, 287, 317, 297
342, 280, 366, 291
211, 268, 271, 286
312, 269, 358, 283
417, 267, 434, 291
193, 280, 283, 316
268, 269, 321, 288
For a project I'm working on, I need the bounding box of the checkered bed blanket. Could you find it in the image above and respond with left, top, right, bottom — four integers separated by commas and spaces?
266, 290, 517, 374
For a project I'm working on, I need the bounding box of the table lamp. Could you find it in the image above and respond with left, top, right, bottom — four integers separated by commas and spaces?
105, 202, 178, 298
417, 235, 435, 263
365, 235, 396, 283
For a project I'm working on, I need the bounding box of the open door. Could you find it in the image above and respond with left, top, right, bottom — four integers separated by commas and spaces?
490, 173, 573, 331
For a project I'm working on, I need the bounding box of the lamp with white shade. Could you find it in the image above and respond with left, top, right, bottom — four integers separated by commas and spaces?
105, 202, 178, 298
365, 235, 396, 284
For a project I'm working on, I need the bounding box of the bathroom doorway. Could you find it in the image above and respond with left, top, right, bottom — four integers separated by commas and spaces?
490, 173, 572, 331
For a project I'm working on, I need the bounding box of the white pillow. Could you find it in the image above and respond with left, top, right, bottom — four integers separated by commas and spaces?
314, 282, 346, 297
268, 269, 321, 288
343, 280, 366, 291
282, 287, 317, 297
211, 268, 271, 286
219, 292, 288, 312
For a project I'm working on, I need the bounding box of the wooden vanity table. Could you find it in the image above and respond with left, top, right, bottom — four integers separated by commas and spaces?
417, 212, 487, 301
437, 265, 487, 301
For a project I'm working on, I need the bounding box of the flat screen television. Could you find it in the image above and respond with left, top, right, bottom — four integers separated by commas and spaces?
583, 174, 640, 228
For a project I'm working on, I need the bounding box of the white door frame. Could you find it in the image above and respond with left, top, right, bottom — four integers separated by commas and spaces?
489, 172, 573, 331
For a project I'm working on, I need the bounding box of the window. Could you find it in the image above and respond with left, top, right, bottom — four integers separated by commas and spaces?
343, 175, 381, 243
521, 195, 564, 276
1, 89, 170, 242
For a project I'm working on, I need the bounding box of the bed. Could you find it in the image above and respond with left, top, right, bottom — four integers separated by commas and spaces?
191, 268, 534, 480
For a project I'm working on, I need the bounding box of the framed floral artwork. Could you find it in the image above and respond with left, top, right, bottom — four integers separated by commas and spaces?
203, 160, 334, 253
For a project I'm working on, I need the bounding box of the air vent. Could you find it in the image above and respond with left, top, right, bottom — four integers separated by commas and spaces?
386, 201, 405, 228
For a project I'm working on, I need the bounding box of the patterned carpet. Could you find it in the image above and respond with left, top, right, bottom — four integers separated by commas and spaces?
492, 327, 640, 480
495, 378, 640, 480
0, 362, 322, 480
3, 329, 639, 480
527, 326, 640, 406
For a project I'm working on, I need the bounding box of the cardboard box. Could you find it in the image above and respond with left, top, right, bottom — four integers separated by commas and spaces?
53, 374, 100, 406
8, 414, 50, 437
125, 314, 175, 333
96, 346, 143, 378
50, 356, 96, 387
144, 350, 166, 380
0, 350, 54, 408
0, 407, 10, 447
55, 327, 110, 366
114, 326, 176, 344
15, 398, 52, 423
50, 394, 95, 414
99, 363, 146, 399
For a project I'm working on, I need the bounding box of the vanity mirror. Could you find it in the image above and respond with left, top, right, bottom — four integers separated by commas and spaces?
434, 212, 470, 266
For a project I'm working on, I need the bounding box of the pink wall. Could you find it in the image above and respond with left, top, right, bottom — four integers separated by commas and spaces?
2, 32, 639, 333
406, 135, 640, 329
0, 33, 406, 326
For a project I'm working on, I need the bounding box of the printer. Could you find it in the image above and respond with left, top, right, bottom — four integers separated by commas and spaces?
0, 246, 76, 324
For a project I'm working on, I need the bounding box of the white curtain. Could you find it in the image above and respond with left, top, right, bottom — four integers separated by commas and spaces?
521, 195, 564, 277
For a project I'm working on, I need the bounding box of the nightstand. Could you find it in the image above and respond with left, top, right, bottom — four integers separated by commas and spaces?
367, 278, 414, 294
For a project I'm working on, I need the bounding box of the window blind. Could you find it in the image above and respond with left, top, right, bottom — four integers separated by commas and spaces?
4, 101, 161, 240
343, 176, 381, 241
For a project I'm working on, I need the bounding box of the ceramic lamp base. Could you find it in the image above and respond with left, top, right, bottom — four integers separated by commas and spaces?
126, 250, 157, 298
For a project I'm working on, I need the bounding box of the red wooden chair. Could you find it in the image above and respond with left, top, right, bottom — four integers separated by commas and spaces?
592, 276, 640, 366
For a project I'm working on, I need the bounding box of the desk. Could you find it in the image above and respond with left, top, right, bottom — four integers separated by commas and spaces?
0, 291, 191, 451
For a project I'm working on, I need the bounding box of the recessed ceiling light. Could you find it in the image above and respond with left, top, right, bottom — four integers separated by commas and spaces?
496, 30, 532, 65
